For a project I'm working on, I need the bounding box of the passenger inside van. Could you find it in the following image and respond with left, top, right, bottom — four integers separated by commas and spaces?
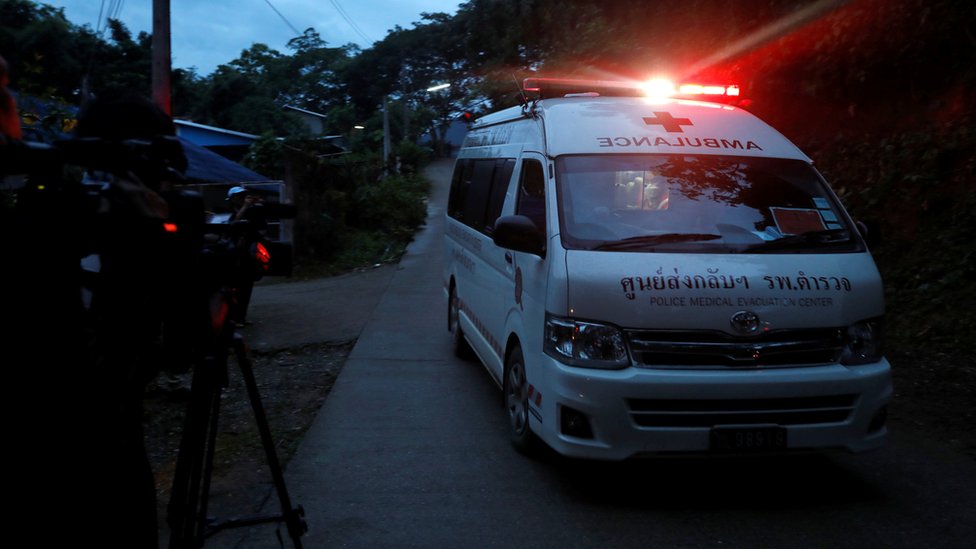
642, 175, 670, 210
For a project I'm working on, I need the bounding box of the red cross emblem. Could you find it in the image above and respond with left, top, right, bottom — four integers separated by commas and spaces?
643, 112, 693, 133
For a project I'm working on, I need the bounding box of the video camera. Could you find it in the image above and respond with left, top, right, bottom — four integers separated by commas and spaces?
203, 196, 296, 284
2, 135, 293, 365
2, 103, 305, 545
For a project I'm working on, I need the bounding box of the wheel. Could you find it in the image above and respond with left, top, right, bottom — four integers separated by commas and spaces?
448, 284, 473, 359
504, 345, 540, 454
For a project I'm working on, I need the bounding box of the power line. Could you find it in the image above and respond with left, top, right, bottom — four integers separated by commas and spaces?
96, 0, 125, 36
262, 0, 303, 37
110, 0, 125, 21
95, 0, 106, 34
328, 0, 373, 44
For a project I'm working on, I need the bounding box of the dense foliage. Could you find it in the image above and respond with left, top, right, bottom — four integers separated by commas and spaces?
2, 0, 974, 373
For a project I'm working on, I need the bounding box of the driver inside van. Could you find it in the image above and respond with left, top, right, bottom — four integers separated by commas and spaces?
572, 180, 610, 217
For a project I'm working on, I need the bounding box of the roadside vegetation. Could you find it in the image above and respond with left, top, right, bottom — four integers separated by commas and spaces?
276, 141, 432, 275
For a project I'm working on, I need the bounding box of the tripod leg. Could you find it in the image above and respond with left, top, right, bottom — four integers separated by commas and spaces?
167, 355, 224, 548
232, 334, 307, 547
195, 379, 223, 543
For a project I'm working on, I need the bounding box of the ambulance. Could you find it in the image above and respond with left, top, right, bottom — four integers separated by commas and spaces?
443, 78, 891, 460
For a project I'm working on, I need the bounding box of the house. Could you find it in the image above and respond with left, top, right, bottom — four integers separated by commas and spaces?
174, 119, 259, 163
283, 105, 327, 135
418, 119, 469, 156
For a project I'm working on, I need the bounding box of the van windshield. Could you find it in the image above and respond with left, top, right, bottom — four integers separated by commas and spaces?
555, 154, 862, 253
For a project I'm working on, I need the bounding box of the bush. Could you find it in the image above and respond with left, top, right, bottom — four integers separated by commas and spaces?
394, 140, 433, 174
351, 173, 430, 241
242, 133, 285, 180
286, 141, 432, 272
812, 119, 976, 358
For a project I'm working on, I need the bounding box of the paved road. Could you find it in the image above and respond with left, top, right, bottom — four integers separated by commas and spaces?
231, 158, 976, 548
245, 263, 398, 353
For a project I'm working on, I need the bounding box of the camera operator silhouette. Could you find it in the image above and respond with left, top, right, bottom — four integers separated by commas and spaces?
82, 94, 194, 547
4, 58, 302, 547
72, 92, 193, 548
227, 185, 261, 222
3, 47, 198, 544
225, 185, 269, 327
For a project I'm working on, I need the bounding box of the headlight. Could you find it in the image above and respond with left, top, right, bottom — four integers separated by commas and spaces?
544, 314, 630, 369
840, 319, 885, 365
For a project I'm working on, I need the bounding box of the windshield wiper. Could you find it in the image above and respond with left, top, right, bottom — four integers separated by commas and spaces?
744, 229, 852, 253
592, 233, 721, 251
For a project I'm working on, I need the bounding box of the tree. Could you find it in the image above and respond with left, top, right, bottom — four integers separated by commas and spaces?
188, 45, 298, 135
0, 0, 151, 101
242, 132, 285, 179
337, 11, 477, 155
279, 28, 356, 115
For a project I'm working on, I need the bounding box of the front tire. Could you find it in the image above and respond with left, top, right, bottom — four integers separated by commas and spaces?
448, 284, 473, 359
504, 345, 539, 454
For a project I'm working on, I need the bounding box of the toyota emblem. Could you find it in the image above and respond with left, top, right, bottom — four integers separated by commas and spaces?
730, 311, 761, 334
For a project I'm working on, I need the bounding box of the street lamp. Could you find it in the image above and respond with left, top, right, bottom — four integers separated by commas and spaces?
384, 82, 450, 171
421, 82, 454, 157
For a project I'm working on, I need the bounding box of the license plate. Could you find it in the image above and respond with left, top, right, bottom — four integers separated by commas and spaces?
710, 426, 787, 452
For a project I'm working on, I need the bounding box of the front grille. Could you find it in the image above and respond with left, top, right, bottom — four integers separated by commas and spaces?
626, 328, 845, 368
627, 394, 858, 427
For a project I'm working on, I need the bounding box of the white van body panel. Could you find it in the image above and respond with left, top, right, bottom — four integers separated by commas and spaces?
538, 355, 891, 460
565, 251, 884, 331
445, 93, 891, 460
454, 221, 508, 382
474, 98, 811, 161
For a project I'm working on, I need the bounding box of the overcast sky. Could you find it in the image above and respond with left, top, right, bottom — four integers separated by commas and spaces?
40, 0, 462, 76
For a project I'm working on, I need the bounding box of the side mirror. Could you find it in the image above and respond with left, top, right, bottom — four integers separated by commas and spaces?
493, 215, 545, 257
855, 220, 882, 249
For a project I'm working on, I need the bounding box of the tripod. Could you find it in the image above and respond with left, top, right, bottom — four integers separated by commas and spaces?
166, 302, 307, 548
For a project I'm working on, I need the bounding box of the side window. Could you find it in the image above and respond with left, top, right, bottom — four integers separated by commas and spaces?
484, 159, 515, 234
452, 158, 516, 235
461, 160, 496, 230
447, 159, 474, 221
516, 159, 546, 232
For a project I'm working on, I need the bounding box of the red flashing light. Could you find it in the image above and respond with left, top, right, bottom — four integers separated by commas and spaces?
163, 222, 178, 233
255, 241, 271, 272
523, 77, 743, 103
677, 83, 740, 97
212, 300, 229, 333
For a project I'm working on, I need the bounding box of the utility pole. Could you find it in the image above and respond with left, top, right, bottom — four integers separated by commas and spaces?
152, 0, 172, 115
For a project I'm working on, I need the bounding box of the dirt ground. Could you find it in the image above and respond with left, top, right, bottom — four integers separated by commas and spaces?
143, 341, 354, 542
140, 298, 975, 544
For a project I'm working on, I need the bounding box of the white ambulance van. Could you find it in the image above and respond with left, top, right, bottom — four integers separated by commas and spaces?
443, 78, 891, 460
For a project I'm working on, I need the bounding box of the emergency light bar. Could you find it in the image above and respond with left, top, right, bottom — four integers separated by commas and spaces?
522, 78, 742, 102
679, 84, 740, 97
522, 78, 642, 97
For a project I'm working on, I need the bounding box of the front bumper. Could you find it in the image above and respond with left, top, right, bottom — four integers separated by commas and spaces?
529, 355, 892, 461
